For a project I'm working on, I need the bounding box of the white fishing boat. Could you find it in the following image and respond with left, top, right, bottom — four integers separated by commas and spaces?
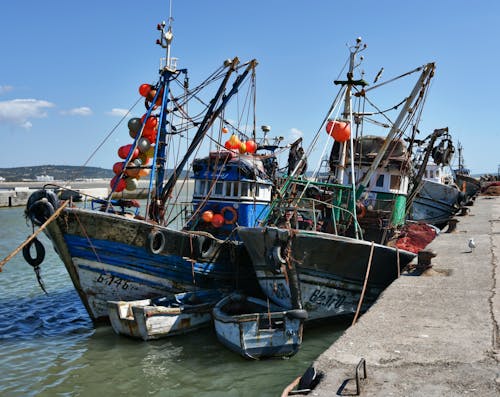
108, 290, 223, 340
408, 129, 464, 228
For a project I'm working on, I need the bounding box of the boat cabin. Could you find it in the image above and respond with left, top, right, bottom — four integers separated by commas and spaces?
188, 151, 273, 238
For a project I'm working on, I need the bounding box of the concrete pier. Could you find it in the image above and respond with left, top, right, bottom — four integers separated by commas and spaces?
0, 180, 194, 207
304, 196, 499, 396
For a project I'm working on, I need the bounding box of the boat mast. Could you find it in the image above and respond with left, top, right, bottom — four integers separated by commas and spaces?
334, 38, 367, 184
154, 19, 176, 200
457, 141, 463, 171
355, 62, 436, 200
156, 59, 258, 222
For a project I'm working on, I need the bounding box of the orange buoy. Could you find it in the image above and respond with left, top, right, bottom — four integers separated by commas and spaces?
118, 144, 139, 160
326, 120, 351, 142
245, 140, 257, 153
211, 214, 225, 228
139, 84, 151, 97
112, 161, 125, 175
110, 175, 126, 192
201, 210, 214, 223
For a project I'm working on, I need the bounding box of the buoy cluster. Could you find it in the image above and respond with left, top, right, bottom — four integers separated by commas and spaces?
223, 133, 257, 154
110, 84, 159, 192
201, 206, 237, 228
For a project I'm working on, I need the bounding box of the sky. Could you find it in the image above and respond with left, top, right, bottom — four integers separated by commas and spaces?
0, 0, 498, 175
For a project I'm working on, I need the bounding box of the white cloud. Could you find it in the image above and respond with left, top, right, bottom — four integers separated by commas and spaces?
0, 85, 14, 95
60, 107, 92, 116
0, 99, 54, 129
288, 127, 303, 143
107, 108, 130, 117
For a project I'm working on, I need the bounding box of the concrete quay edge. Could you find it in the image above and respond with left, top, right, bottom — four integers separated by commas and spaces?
304, 196, 500, 396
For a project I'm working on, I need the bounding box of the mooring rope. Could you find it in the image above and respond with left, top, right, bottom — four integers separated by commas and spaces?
352, 241, 375, 325
0, 201, 69, 271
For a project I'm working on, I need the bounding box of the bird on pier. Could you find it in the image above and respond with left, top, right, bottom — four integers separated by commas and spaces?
468, 238, 476, 253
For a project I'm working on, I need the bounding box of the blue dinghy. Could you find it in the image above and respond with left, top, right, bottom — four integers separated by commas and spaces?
212, 293, 307, 360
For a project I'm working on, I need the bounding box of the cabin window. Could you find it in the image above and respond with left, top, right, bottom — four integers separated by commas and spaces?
233, 182, 239, 196
376, 175, 384, 187
390, 175, 401, 190
240, 182, 249, 196
215, 182, 223, 195
195, 180, 206, 196
260, 185, 271, 200
254, 183, 260, 197
225, 182, 232, 197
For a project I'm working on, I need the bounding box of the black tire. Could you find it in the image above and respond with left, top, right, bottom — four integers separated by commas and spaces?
200, 238, 218, 260
147, 230, 166, 254
27, 200, 55, 226
25, 190, 59, 226
22, 237, 46, 267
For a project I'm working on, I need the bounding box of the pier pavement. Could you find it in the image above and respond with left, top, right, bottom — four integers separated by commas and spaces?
305, 195, 499, 396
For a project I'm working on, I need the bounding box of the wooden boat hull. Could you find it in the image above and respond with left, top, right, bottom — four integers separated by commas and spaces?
237, 227, 416, 321
213, 294, 304, 359
411, 179, 461, 226
44, 207, 260, 324
108, 290, 222, 340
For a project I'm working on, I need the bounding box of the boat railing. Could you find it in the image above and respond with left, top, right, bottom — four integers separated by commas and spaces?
164, 201, 193, 230
269, 197, 364, 239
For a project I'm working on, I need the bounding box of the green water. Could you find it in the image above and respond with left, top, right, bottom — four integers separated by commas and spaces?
0, 206, 347, 397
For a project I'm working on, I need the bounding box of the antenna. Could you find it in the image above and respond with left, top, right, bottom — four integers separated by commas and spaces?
156, 0, 176, 70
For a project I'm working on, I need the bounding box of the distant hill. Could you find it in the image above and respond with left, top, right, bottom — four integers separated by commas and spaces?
0, 165, 114, 182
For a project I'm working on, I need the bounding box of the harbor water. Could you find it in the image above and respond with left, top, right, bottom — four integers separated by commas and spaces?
0, 206, 347, 397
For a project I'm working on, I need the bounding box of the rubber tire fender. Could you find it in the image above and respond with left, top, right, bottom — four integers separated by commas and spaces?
147, 230, 166, 255
200, 238, 219, 260
26, 189, 59, 226
22, 237, 46, 267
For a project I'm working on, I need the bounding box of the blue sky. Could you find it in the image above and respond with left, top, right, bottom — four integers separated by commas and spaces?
0, 0, 498, 174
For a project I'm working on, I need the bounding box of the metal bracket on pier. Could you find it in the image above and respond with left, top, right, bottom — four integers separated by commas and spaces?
354, 358, 367, 395
336, 358, 368, 396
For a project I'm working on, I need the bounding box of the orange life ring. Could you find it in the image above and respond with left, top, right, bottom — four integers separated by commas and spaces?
220, 206, 238, 225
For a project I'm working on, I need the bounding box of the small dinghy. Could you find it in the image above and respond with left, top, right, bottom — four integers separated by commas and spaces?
108, 290, 223, 341
212, 293, 307, 360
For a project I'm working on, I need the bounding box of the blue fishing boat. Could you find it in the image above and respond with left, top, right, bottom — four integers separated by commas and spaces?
212, 293, 306, 359
23, 20, 293, 324
108, 289, 223, 340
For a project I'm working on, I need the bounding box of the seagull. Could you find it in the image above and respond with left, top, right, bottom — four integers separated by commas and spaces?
468, 238, 476, 253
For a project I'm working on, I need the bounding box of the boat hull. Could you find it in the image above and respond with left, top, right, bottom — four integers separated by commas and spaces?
108, 290, 222, 340
237, 227, 416, 321
45, 207, 260, 324
213, 294, 304, 359
411, 179, 461, 226
455, 173, 481, 199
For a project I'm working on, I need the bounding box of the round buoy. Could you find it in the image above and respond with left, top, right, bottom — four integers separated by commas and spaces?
326, 120, 351, 142
211, 214, 224, 228
202, 210, 214, 223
